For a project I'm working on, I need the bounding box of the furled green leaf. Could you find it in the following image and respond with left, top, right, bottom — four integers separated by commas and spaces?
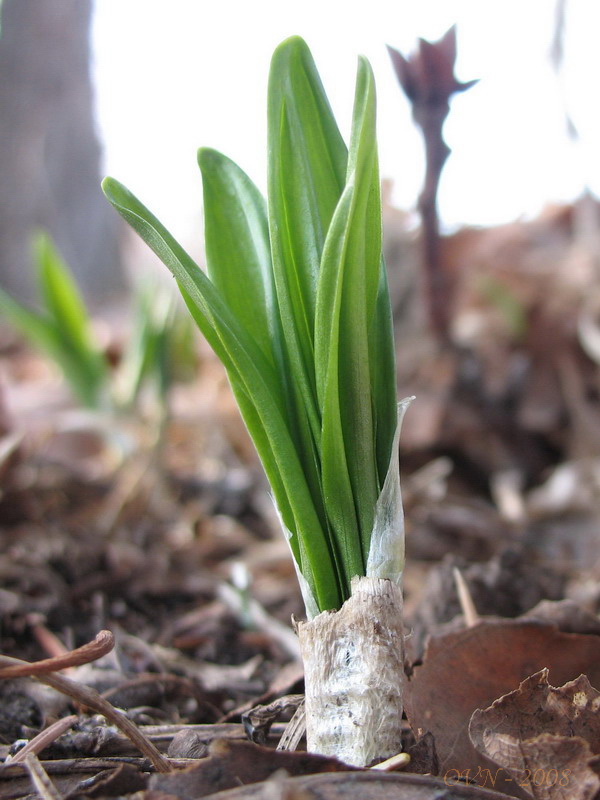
369, 263, 398, 484
36, 235, 91, 354
316, 184, 364, 588
267, 35, 348, 448
316, 57, 384, 567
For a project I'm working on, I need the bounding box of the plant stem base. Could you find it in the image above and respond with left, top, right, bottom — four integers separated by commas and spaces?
297, 575, 404, 766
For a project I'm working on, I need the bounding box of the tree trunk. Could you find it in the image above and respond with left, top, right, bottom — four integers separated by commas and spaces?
0, 0, 122, 304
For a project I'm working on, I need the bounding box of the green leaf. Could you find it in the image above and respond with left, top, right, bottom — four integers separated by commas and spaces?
316, 57, 384, 567
102, 37, 401, 613
0, 286, 101, 408
267, 35, 348, 447
34, 233, 108, 405
267, 36, 357, 595
0, 287, 61, 356
197, 149, 321, 523
198, 149, 276, 363
35, 235, 90, 353
316, 184, 364, 589
102, 177, 342, 611
116, 285, 174, 407
178, 281, 297, 556
369, 262, 398, 484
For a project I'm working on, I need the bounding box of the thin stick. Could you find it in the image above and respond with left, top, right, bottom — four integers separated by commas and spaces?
24, 753, 64, 800
453, 567, 480, 628
0, 649, 172, 773
0, 630, 114, 679
10, 715, 78, 763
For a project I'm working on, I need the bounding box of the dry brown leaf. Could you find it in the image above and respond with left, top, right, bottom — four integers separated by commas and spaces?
521, 600, 600, 636
195, 770, 515, 799
470, 735, 596, 800
242, 694, 304, 745
404, 619, 600, 797
79, 761, 148, 798
469, 670, 600, 800
148, 738, 359, 798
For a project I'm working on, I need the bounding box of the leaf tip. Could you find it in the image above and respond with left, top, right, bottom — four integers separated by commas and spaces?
101, 176, 118, 202
274, 34, 308, 54
197, 146, 217, 169
270, 34, 311, 74
101, 177, 135, 214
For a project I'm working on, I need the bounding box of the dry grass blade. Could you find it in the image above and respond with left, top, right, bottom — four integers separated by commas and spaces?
23, 753, 64, 800
217, 582, 301, 661
10, 715, 78, 763
453, 567, 480, 628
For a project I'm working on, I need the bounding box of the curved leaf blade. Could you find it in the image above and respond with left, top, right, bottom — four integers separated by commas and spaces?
316, 57, 389, 565
267, 35, 348, 447
198, 148, 275, 362
102, 176, 342, 611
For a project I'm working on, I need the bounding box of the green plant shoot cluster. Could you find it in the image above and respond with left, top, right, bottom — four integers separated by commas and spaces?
0, 232, 190, 412
103, 36, 398, 613
0, 233, 109, 408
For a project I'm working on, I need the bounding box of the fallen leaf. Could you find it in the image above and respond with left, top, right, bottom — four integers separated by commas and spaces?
404, 619, 600, 797
242, 694, 304, 744
522, 600, 600, 636
195, 770, 514, 799
469, 670, 600, 799
148, 738, 359, 798
77, 762, 148, 798
407, 551, 566, 663
403, 731, 439, 776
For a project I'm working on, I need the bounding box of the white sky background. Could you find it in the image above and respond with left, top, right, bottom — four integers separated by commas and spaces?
92, 0, 600, 254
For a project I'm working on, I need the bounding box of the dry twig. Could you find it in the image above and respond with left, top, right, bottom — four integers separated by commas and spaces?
0, 632, 173, 773
0, 630, 114, 679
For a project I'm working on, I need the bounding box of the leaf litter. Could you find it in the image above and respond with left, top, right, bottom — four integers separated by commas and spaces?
470, 670, 600, 800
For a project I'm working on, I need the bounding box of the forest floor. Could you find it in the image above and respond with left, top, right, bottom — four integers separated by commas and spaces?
1, 198, 600, 800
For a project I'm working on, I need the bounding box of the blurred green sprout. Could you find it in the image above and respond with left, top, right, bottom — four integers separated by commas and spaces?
0, 232, 195, 413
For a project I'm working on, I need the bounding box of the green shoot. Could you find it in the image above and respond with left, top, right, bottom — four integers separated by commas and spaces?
116, 284, 176, 409
0, 233, 109, 408
0, 233, 192, 416
103, 36, 399, 613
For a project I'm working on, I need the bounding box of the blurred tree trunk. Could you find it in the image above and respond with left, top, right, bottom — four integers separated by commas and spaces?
0, 0, 122, 304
